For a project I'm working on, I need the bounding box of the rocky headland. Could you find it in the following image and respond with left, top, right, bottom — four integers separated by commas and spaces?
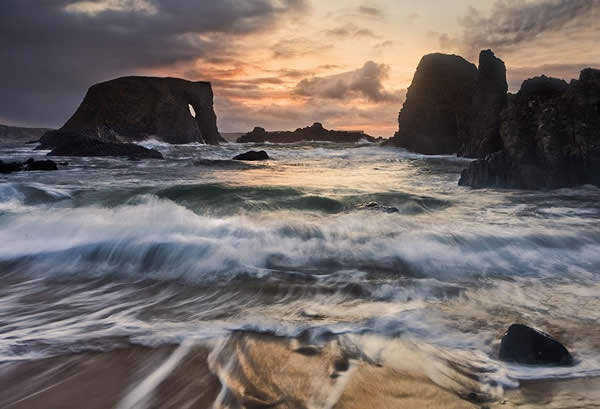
0, 124, 53, 143
38, 76, 224, 158
237, 122, 377, 144
388, 49, 599, 189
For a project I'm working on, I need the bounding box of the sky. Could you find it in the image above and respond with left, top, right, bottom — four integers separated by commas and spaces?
1, 0, 599, 136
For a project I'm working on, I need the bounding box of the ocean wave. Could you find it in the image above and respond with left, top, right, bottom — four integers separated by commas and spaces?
0, 195, 598, 282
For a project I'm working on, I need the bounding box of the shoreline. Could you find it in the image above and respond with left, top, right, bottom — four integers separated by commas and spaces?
1, 333, 599, 409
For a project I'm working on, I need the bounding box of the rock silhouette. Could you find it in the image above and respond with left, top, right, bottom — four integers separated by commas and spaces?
237, 123, 376, 144
38, 76, 223, 158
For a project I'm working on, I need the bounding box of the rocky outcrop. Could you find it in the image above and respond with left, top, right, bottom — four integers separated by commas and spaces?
499, 324, 573, 366
232, 150, 270, 161
237, 123, 376, 144
38, 76, 223, 157
460, 69, 600, 189
0, 124, 52, 142
0, 158, 59, 174
386, 50, 507, 156
45, 133, 163, 159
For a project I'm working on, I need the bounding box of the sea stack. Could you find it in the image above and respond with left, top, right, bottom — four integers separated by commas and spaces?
459, 69, 600, 189
386, 50, 507, 157
39, 76, 224, 157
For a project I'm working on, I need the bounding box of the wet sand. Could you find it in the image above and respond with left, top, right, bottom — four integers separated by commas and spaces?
1, 333, 598, 409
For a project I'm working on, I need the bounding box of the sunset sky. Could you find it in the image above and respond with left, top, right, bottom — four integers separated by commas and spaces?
1, 0, 599, 136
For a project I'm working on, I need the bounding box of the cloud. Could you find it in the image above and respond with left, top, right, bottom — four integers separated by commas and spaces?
0, 0, 309, 127
295, 61, 404, 102
324, 23, 379, 38
459, 0, 600, 56
428, 31, 460, 51
271, 37, 333, 59
358, 6, 383, 18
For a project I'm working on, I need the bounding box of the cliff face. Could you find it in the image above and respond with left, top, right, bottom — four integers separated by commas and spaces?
387, 50, 507, 157
459, 69, 600, 189
237, 123, 376, 144
40, 76, 223, 150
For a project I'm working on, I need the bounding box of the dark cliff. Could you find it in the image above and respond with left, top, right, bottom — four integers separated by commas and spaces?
39, 76, 223, 156
237, 123, 376, 144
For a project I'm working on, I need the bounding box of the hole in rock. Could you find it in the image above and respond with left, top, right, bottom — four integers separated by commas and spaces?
188, 104, 196, 118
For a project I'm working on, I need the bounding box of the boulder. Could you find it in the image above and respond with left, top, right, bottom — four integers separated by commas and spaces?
0, 160, 23, 174
24, 158, 58, 171
499, 324, 574, 366
237, 123, 376, 144
460, 69, 600, 189
0, 158, 59, 174
232, 150, 270, 161
38, 76, 224, 157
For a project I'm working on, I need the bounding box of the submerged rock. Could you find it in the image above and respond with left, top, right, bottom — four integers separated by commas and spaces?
232, 150, 270, 161
357, 201, 399, 213
0, 158, 59, 174
499, 324, 574, 366
24, 158, 58, 171
237, 123, 376, 144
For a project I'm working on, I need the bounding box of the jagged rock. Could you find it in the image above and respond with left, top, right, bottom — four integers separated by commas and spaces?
237, 123, 376, 144
385, 53, 478, 154
232, 150, 270, 161
460, 69, 600, 189
460, 50, 507, 157
46, 134, 163, 159
38, 76, 224, 157
499, 324, 574, 366
387, 50, 507, 157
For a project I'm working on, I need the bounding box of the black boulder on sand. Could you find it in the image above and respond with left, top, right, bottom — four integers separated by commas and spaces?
499, 324, 573, 366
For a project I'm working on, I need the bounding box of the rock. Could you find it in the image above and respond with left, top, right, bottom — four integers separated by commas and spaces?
0, 158, 59, 174
357, 201, 399, 213
385, 53, 478, 154
37, 76, 224, 157
46, 135, 163, 159
237, 123, 376, 144
499, 324, 574, 366
23, 158, 58, 171
0, 160, 23, 174
387, 50, 508, 157
232, 150, 270, 161
460, 69, 600, 189
459, 50, 508, 157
